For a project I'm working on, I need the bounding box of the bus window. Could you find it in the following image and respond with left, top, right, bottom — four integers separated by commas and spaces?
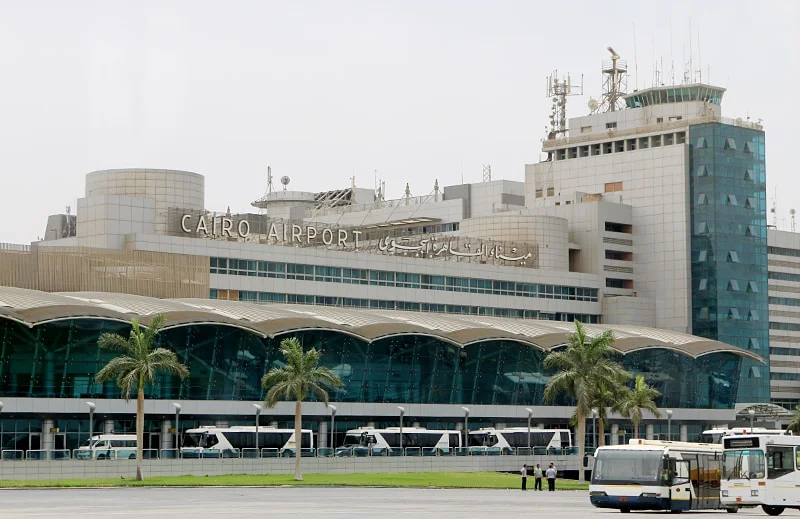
796, 447, 800, 470
767, 446, 794, 479
449, 433, 460, 448
205, 434, 219, 448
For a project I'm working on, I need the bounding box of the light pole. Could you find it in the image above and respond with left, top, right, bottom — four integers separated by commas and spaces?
397, 406, 405, 454
525, 408, 533, 451
748, 409, 755, 431
461, 407, 470, 449
86, 402, 96, 444
253, 404, 262, 454
328, 404, 337, 451
591, 409, 598, 451
172, 403, 182, 452
666, 410, 673, 441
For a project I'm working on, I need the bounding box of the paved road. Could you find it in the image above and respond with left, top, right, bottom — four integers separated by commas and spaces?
0, 487, 773, 518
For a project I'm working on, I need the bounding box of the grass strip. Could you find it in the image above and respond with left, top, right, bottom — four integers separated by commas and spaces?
0, 472, 589, 490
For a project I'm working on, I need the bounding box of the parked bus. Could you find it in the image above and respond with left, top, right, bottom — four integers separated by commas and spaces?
468, 427, 572, 454
74, 434, 137, 460
720, 433, 800, 516
336, 427, 460, 455
700, 427, 790, 445
589, 439, 736, 513
182, 426, 313, 456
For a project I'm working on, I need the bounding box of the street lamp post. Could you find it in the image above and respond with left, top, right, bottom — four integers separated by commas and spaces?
748, 409, 755, 431
591, 409, 598, 451
461, 407, 470, 450
328, 405, 337, 452
525, 408, 533, 451
86, 402, 96, 444
172, 403, 182, 453
397, 407, 405, 454
253, 404, 262, 455
666, 410, 673, 441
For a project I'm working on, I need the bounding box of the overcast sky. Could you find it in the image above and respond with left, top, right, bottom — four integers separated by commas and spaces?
1, 0, 797, 244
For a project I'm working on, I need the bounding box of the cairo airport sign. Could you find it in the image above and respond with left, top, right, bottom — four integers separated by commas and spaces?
179, 213, 534, 265
180, 214, 363, 247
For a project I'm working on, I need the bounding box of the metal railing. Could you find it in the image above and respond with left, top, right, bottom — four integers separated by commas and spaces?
0, 446, 579, 461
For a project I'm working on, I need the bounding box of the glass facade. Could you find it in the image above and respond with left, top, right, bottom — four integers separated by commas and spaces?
689, 122, 769, 403
0, 317, 751, 409
210, 288, 600, 323
210, 257, 600, 302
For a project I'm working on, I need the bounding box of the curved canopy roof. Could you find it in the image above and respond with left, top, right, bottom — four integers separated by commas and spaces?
0, 286, 763, 362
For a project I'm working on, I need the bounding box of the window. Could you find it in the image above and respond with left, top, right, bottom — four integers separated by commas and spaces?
581, 126, 592, 133
605, 122, 617, 129
651, 135, 662, 147
626, 139, 636, 151
591, 144, 601, 156
638, 137, 649, 149
724, 137, 737, 150
603, 142, 613, 154
605, 221, 632, 233
604, 181, 623, 193
656, 117, 664, 123
605, 250, 632, 261
615, 140, 624, 152
767, 446, 794, 479
579, 145, 589, 157
606, 278, 632, 289
727, 250, 740, 263
727, 279, 740, 292
546, 187, 555, 197
668, 116, 683, 122
535, 189, 543, 198
726, 194, 738, 206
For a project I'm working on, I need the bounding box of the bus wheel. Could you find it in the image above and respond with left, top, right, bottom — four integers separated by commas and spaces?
725, 507, 738, 513
762, 505, 785, 516
129, 454, 136, 459
96, 454, 105, 460
619, 508, 630, 513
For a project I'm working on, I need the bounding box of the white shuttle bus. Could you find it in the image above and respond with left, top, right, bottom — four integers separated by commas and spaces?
182, 426, 313, 456
700, 427, 790, 445
720, 433, 800, 516
589, 439, 734, 513
337, 427, 461, 455
74, 434, 138, 460
468, 427, 572, 454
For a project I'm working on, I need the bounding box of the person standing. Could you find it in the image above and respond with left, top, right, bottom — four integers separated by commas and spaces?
546, 462, 557, 491
533, 463, 543, 490
520, 464, 528, 491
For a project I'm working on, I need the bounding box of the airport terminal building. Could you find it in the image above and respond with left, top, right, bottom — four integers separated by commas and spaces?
1, 80, 793, 453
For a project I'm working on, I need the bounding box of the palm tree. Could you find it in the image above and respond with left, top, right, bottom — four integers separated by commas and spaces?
262, 336, 342, 481
591, 378, 630, 448
786, 405, 800, 434
617, 374, 662, 440
95, 315, 189, 481
543, 321, 629, 483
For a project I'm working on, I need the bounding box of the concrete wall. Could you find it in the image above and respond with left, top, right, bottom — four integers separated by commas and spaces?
0, 454, 581, 481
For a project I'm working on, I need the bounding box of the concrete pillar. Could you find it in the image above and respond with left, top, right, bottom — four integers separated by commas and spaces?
495, 423, 506, 430
318, 421, 328, 449
646, 424, 654, 440
104, 419, 115, 434
161, 420, 173, 450
42, 418, 54, 452
215, 420, 228, 428
679, 424, 688, 442
610, 424, 619, 445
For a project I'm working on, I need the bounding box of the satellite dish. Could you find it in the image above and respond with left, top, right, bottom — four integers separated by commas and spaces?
280, 176, 290, 186
588, 98, 599, 111
791, 208, 796, 216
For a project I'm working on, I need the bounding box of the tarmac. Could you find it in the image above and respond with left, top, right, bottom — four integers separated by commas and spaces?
0, 487, 771, 518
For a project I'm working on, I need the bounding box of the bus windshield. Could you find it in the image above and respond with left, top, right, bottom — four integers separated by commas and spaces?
342, 434, 362, 447
723, 449, 765, 480
591, 449, 664, 485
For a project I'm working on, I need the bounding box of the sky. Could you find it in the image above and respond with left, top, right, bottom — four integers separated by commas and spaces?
0, 0, 798, 244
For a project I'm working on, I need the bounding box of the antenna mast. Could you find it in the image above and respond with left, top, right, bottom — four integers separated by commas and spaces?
266, 166, 274, 194
545, 70, 583, 138
592, 47, 628, 113
482, 165, 492, 182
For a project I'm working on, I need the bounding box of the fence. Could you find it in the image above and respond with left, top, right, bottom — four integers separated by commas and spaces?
1, 446, 578, 461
